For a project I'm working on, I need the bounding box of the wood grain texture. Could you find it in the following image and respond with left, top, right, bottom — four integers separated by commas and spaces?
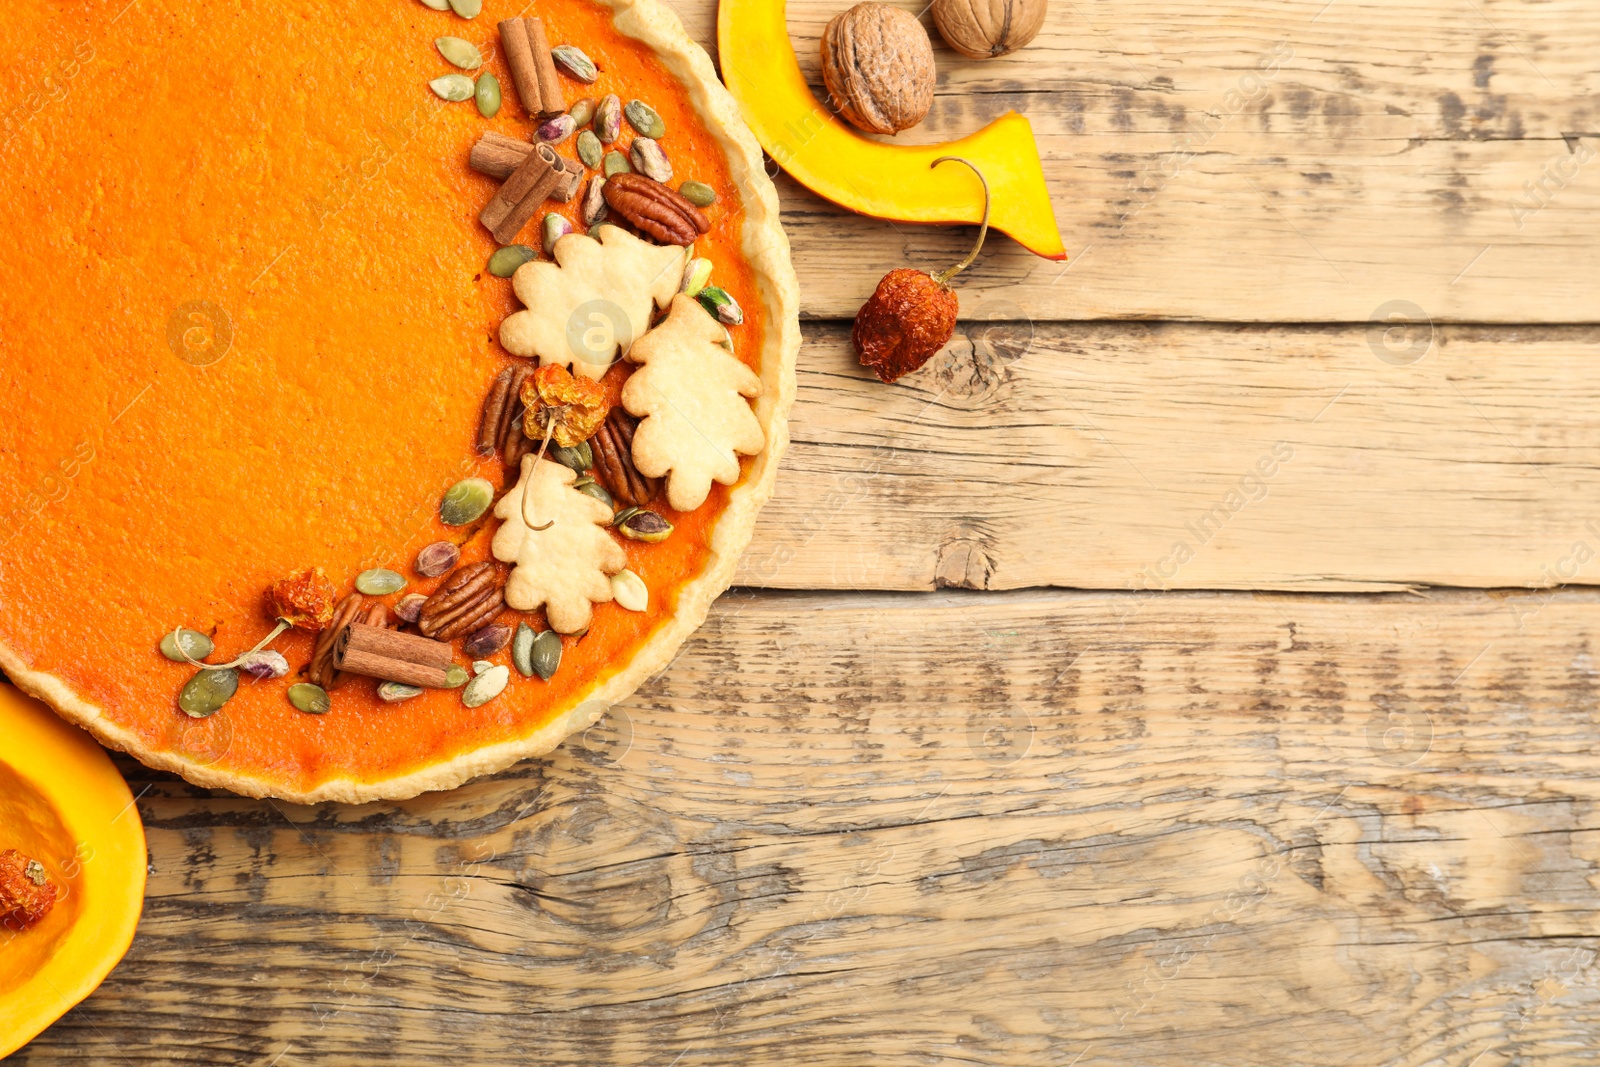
19, 588, 1600, 1066
736, 321, 1600, 592
676, 0, 1600, 321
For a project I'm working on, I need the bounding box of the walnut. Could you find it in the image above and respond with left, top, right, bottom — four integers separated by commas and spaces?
931, 0, 1047, 59
821, 3, 936, 135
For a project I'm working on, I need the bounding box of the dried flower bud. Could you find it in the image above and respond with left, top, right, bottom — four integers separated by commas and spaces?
268, 568, 337, 631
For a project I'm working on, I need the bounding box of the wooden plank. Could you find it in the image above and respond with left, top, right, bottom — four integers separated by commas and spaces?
737, 321, 1600, 592
671, 0, 1600, 321
30, 588, 1600, 1065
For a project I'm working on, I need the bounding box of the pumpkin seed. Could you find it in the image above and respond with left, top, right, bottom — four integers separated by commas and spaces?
473, 659, 495, 675
610, 505, 642, 528
161, 628, 214, 662
698, 285, 744, 325
543, 212, 573, 255
429, 74, 475, 102
355, 568, 406, 595
435, 36, 483, 69
618, 509, 673, 543
179, 668, 238, 718
602, 150, 631, 178
576, 130, 603, 169
464, 623, 513, 658
288, 681, 331, 715
624, 99, 665, 139
551, 44, 599, 83
594, 94, 622, 143
440, 477, 495, 525
463, 664, 510, 707
679, 180, 716, 207
576, 480, 614, 508
238, 650, 290, 680
611, 569, 648, 612
630, 137, 672, 183
532, 629, 562, 680
394, 592, 429, 624
415, 539, 462, 577
488, 244, 536, 278
568, 97, 596, 128
419, 0, 450, 10
679, 257, 713, 297
378, 681, 425, 703
448, 0, 481, 17
512, 622, 538, 677
475, 72, 501, 117
550, 441, 592, 471
444, 664, 471, 688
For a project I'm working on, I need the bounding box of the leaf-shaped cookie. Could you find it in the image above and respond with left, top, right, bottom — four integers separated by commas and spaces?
499, 226, 687, 380
490, 456, 628, 633
622, 294, 764, 512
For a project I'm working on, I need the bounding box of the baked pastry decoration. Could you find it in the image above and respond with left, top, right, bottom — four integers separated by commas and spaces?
498, 226, 687, 378
492, 457, 628, 634
622, 294, 766, 512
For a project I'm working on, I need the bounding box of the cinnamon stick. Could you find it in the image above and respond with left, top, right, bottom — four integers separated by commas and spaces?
333, 623, 454, 689
499, 17, 564, 118
480, 142, 562, 244
470, 132, 582, 202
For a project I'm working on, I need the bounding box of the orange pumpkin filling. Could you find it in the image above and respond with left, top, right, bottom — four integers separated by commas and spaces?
0, 1, 763, 793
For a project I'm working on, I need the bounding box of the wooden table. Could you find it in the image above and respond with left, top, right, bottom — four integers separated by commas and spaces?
20, 1, 1600, 1063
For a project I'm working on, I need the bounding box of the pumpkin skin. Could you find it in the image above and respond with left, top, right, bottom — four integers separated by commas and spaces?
931, 0, 1048, 59
0, 684, 146, 1059
716, 0, 1064, 259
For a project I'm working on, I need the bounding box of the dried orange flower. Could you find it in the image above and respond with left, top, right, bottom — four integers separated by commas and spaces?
521, 364, 610, 448
268, 568, 337, 631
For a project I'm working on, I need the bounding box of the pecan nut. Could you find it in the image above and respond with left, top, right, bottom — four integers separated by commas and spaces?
602, 172, 710, 246
480, 365, 535, 465
591, 408, 660, 507
418, 561, 505, 640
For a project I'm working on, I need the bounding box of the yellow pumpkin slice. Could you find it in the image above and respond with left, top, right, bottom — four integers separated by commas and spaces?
0, 683, 146, 1059
717, 0, 1065, 259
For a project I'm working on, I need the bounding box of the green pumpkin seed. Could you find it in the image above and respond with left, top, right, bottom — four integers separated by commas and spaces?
550, 441, 592, 471
576, 480, 614, 508
488, 244, 537, 278
288, 681, 331, 715
419, 0, 450, 10
624, 99, 665, 139
472, 659, 495, 675
429, 74, 475, 102
444, 664, 471, 688
512, 622, 538, 677
448, 0, 481, 17
611, 568, 648, 612
618, 509, 673, 543
462, 664, 510, 707
160, 628, 214, 662
568, 97, 596, 128
440, 477, 495, 525
179, 668, 238, 718
576, 130, 603, 169
435, 36, 483, 70
532, 629, 562, 680
355, 568, 406, 595
377, 681, 425, 703
679, 180, 716, 207
698, 285, 744, 326
475, 72, 501, 117
610, 505, 642, 528
602, 150, 631, 178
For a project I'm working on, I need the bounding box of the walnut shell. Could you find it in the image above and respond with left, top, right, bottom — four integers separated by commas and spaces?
821, 3, 936, 135
931, 0, 1046, 59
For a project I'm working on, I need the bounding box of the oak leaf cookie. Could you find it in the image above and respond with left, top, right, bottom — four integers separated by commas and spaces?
499, 226, 687, 380
491, 456, 628, 633
622, 293, 765, 511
